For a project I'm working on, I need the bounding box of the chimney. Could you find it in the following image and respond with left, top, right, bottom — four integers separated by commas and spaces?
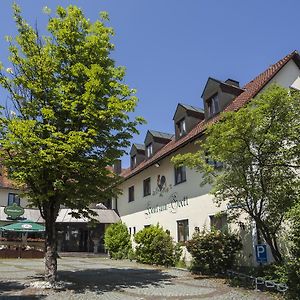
113, 159, 122, 175
225, 78, 240, 87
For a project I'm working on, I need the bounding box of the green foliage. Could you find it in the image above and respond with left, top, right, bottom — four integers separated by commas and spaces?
0, 4, 144, 281
186, 230, 242, 274
0, 5, 144, 211
172, 85, 300, 263
280, 203, 300, 299
104, 222, 132, 259
248, 262, 300, 299
134, 224, 182, 266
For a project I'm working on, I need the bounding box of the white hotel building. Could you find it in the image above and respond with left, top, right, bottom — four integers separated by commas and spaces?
113, 51, 300, 265
0, 51, 299, 259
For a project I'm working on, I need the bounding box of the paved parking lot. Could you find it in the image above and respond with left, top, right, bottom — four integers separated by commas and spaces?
0, 257, 277, 299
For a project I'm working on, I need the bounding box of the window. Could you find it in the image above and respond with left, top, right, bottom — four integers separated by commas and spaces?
210, 213, 228, 232
131, 155, 137, 168
128, 186, 134, 202
133, 227, 136, 235
205, 151, 223, 168
177, 118, 186, 137
146, 143, 153, 158
7, 193, 20, 206
174, 166, 186, 185
102, 199, 112, 209
143, 177, 151, 197
177, 219, 189, 242
207, 94, 220, 117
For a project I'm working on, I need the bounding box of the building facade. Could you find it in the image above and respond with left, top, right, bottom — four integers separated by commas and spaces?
0, 51, 299, 257
115, 51, 300, 265
0, 168, 120, 253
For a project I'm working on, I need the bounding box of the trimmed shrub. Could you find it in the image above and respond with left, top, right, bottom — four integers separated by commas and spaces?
186, 230, 242, 274
269, 204, 300, 299
134, 224, 182, 266
104, 222, 132, 259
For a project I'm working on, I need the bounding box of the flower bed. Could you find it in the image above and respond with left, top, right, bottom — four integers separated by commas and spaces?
0, 248, 44, 258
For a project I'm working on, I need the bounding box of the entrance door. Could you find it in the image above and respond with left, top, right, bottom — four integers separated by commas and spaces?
79, 229, 88, 252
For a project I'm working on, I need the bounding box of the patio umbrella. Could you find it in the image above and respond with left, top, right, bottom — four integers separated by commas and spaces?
0, 220, 45, 232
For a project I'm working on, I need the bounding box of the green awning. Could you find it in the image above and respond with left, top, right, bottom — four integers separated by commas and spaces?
0, 220, 45, 232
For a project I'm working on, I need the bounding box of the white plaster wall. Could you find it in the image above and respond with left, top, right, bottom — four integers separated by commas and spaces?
265, 60, 300, 89
0, 188, 28, 208
118, 142, 226, 241
117, 59, 300, 266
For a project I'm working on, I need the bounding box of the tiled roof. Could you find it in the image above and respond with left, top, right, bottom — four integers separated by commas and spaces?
0, 167, 18, 190
224, 50, 300, 112
148, 130, 174, 140
121, 50, 300, 180
179, 103, 204, 113
133, 143, 145, 151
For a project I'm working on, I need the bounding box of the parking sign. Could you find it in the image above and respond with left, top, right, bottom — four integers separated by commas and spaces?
255, 244, 267, 263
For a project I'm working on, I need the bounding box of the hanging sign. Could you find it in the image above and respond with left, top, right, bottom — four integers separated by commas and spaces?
4, 203, 25, 219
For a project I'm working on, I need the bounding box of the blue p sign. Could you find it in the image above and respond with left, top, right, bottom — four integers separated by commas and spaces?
255, 244, 267, 263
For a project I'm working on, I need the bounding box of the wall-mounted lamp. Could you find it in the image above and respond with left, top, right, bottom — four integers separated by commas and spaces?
154, 162, 160, 168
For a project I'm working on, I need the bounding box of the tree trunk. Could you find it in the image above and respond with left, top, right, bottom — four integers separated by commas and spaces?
44, 202, 59, 284
256, 220, 283, 263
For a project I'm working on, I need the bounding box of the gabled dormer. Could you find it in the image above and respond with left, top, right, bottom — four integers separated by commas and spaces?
130, 143, 145, 169
144, 130, 173, 159
173, 103, 205, 140
201, 77, 244, 120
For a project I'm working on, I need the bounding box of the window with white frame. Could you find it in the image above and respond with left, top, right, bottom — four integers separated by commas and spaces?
177, 219, 189, 242
210, 213, 228, 232
174, 166, 186, 185
143, 177, 151, 197
128, 186, 135, 202
146, 143, 153, 158
177, 118, 186, 137
7, 193, 20, 206
131, 155, 137, 168
207, 94, 220, 117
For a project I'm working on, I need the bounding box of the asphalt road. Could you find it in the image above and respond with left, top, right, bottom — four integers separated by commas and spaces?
0, 256, 278, 299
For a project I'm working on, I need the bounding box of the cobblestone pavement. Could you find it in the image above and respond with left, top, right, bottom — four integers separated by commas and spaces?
0, 257, 278, 299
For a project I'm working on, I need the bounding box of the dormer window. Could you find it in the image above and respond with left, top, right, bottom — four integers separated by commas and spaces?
207, 94, 220, 117
130, 144, 145, 169
177, 118, 186, 137
131, 155, 137, 168
173, 104, 204, 140
146, 143, 153, 158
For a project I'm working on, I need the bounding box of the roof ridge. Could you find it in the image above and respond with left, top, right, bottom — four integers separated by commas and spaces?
122, 50, 299, 180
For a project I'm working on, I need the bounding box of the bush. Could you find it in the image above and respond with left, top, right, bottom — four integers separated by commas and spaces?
134, 224, 182, 266
186, 230, 242, 274
104, 222, 132, 259
269, 204, 300, 299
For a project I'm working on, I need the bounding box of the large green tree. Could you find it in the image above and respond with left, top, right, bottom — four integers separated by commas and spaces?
0, 5, 143, 283
172, 85, 300, 263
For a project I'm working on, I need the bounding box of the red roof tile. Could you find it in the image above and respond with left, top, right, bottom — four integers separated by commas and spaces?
121, 50, 300, 180
0, 166, 17, 190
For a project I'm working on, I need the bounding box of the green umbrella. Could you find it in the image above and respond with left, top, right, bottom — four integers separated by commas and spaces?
0, 220, 45, 232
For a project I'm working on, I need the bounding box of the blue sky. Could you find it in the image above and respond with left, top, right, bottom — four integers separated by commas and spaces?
0, 1, 299, 167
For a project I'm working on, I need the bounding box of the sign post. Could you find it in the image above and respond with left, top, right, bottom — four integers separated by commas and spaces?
255, 244, 267, 264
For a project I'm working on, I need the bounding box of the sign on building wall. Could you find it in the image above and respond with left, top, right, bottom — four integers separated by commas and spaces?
145, 192, 188, 218
152, 175, 173, 197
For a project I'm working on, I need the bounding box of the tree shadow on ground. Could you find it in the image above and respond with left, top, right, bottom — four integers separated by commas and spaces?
0, 280, 46, 299
48, 267, 176, 295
